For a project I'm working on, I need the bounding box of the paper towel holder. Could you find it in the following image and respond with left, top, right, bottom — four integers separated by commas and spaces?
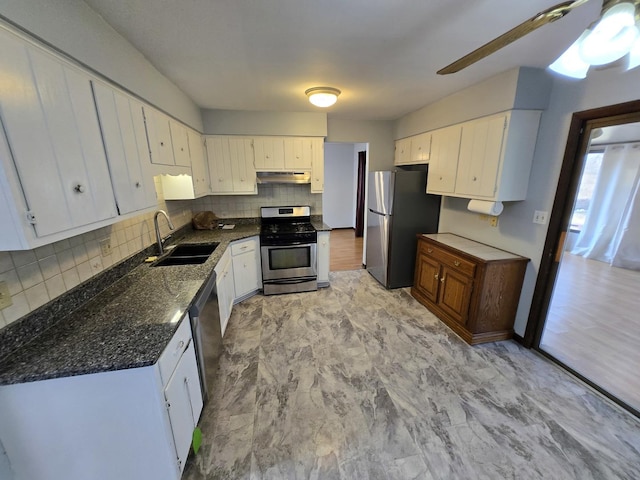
467, 199, 504, 216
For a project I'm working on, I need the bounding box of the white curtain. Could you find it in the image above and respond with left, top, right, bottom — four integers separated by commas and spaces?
571, 143, 640, 269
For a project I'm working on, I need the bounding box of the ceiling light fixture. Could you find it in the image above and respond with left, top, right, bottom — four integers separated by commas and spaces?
550, 0, 640, 78
305, 87, 341, 107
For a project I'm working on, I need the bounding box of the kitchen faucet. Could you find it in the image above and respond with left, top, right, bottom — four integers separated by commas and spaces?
154, 210, 175, 255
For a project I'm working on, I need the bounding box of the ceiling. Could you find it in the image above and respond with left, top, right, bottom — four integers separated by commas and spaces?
82, 0, 604, 121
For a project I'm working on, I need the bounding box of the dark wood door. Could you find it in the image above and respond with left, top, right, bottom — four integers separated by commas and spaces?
438, 266, 473, 325
355, 151, 366, 237
415, 252, 440, 303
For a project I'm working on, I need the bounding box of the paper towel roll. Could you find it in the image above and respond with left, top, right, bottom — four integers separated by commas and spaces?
467, 199, 504, 216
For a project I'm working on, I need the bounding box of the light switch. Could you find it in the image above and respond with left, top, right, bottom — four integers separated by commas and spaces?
0, 281, 12, 310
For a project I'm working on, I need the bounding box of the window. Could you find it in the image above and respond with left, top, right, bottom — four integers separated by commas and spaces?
570, 150, 604, 232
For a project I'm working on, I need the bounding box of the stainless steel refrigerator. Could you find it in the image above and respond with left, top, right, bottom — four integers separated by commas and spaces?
366, 169, 441, 288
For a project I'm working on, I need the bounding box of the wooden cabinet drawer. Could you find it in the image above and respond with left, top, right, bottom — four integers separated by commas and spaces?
157, 314, 192, 386
421, 243, 476, 277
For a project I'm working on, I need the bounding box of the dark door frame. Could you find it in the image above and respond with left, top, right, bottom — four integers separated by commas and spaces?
524, 99, 640, 348
355, 151, 366, 237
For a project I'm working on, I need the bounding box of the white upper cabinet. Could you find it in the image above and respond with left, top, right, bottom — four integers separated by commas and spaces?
254, 136, 285, 170
228, 137, 257, 194
205, 136, 257, 195
284, 137, 312, 170
393, 137, 412, 165
144, 107, 175, 166
187, 129, 210, 197
456, 114, 507, 199
0, 26, 118, 249
427, 125, 462, 194
311, 138, 324, 194
92, 81, 157, 215
427, 111, 541, 201
410, 132, 431, 164
169, 121, 191, 167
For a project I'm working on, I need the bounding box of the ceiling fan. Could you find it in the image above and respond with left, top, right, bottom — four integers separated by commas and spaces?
437, 0, 640, 76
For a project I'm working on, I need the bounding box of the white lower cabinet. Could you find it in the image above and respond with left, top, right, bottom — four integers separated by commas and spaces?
215, 246, 235, 336
0, 316, 202, 480
317, 231, 330, 287
231, 237, 261, 302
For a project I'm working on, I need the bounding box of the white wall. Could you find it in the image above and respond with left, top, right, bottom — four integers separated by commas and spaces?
395, 66, 640, 336
0, 0, 202, 130
201, 110, 327, 136
327, 118, 394, 172
323, 144, 357, 228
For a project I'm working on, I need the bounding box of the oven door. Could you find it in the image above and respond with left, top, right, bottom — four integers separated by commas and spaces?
261, 243, 317, 281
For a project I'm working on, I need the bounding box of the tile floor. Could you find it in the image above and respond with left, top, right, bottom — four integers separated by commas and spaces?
183, 270, 640, 480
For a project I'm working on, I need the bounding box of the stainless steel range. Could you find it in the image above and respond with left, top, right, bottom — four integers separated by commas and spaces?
260, 206, 318, 295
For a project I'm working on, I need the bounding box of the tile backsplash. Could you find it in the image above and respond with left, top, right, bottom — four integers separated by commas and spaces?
193, 184, 322, 218
0, 179, 192, 329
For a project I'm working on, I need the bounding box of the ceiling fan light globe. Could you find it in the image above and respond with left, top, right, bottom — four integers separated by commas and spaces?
579, 24, 639, 65
549, 32, 590, 78
626, 35, 640, 70
592, 2, 636, 37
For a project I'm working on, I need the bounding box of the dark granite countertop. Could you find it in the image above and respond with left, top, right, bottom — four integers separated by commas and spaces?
0, 224, 260, 385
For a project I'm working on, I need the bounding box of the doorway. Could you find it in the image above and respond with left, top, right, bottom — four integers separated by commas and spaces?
525, 100, 640, 416
322, 143, 368, 271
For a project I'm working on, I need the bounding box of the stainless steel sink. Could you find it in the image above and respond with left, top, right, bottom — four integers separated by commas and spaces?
152, 242, 219, 267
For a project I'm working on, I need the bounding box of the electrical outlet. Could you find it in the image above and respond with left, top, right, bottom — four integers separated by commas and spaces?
489, 216, 499, 227
99, 238, 112, 257
0, 281, 12, 310
533, 210, 548, 225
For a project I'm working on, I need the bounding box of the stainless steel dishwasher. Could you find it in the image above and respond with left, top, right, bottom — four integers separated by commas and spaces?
188, 270, 222, 401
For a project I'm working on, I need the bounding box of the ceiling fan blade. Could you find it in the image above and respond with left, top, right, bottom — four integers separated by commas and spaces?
437, 0, 591, 75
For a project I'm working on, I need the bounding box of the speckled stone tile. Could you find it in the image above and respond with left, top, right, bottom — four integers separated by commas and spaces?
183, 270, 640, 480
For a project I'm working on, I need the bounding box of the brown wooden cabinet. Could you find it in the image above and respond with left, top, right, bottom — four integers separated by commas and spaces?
411, 233, 528, 345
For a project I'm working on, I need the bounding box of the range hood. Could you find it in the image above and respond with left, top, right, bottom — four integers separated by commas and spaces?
256, 171, 311, 185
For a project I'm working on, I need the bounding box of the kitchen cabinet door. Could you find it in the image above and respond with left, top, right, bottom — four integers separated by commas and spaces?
215, 247, 235, 336
317, 231, 330, 287
231, 237, 261, 301
394, 137, 412, 165
188, 129, 210, 197
170, 120, 191, 167
414, 249, 440, 303
92, 82, 157, 215
228, 137, 257, 194
455, 114, 506, 199
254, 136, 285, 170
205, 136, 234, 193
437, 265, 473, 326
284, 137, 312, 170
410, 132, 431, 164
311, 138, 325, 194
0, 27, 117, 239
164, 341, 203, 474
427, 125, 462, 194
145, 107, 176, 166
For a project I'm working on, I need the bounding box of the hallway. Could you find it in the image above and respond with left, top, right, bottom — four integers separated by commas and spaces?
329, 228, 363, 272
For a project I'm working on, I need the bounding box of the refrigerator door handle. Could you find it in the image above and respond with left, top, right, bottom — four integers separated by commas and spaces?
369, 208, 389, 216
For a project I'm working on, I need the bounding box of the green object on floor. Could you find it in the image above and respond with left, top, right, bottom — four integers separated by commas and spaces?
192, 427, 202, 455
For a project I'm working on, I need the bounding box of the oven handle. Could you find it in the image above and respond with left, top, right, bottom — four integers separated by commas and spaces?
264, 277, 317, 285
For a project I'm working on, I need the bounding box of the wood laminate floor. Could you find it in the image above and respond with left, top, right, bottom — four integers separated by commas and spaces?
540, 252, 640, 411
329, 228, 364, 272
184, 270, 640, 479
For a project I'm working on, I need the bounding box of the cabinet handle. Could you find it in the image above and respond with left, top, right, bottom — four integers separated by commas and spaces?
135, 181, 141, 188
454, 260, 460, 267
74, 184, 85, 193
440, 276, 445, 283
160, 141, 165, 146
427, 248, 433, 253
178, 340, 184, 350
472, 176, 477, 181
434, 274, 439, 279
